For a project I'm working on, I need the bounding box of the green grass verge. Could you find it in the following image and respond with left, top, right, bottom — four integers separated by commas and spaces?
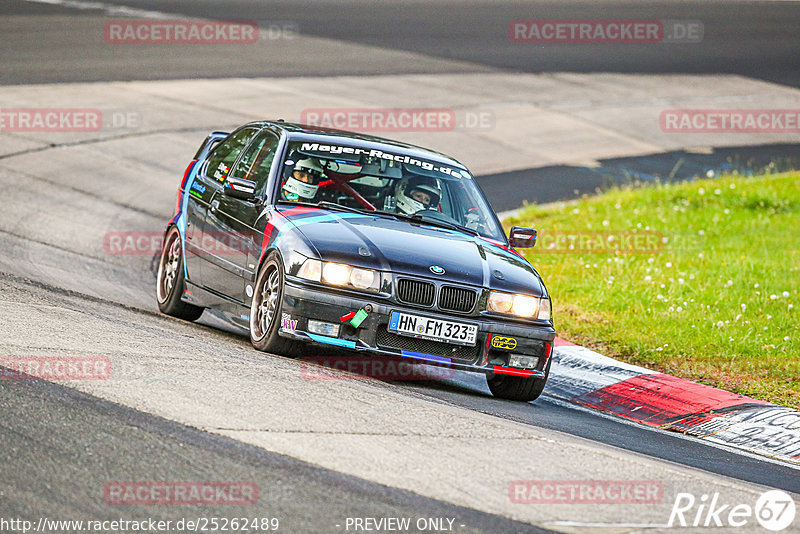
506, 171, 799, 408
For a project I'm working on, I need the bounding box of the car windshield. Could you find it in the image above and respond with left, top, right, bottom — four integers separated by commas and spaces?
275, 140, 505, 241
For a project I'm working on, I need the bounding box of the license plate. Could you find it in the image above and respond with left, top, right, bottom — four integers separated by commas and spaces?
388, 311, 477, 346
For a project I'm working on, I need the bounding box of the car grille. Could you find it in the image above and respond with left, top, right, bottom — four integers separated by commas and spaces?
438, 285, 477, 313
396, 278, 435, 307
376, 327, 480, 364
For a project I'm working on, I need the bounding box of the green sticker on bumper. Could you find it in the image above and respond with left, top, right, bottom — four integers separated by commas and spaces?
349, 308, 369, 328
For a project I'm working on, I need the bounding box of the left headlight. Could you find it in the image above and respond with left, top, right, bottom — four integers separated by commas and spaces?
487, 291, 551, 320
297, 259, 380, 292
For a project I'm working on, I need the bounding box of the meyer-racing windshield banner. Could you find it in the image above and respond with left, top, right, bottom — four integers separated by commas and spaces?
298, 142, 469, 178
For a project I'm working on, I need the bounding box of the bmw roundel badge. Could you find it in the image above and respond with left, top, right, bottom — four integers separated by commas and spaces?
430, 265, 445, 275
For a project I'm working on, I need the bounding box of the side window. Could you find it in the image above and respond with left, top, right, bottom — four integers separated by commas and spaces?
204, 128, 258, 183
229, 131, 280, 191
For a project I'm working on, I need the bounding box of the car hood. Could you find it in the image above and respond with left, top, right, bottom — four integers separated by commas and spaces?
283, 208, 546, 296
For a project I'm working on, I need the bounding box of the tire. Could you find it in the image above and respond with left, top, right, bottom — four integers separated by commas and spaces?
156, 226, 204, 321
487, 356, 551, 402
249, 252, 303, 356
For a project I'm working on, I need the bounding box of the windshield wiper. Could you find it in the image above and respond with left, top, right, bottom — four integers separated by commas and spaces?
278, 202, 478, 236
413, 215, 479, 236
317, 201, 372, 215
374, 210, 479, 237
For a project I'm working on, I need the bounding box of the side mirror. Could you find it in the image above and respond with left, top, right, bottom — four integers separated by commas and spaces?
224, 176, 258, 201
509, 226, 537, 248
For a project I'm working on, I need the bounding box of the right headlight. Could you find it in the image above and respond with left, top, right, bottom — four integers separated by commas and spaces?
487, 291, 551, 321
297, 259, 380, 292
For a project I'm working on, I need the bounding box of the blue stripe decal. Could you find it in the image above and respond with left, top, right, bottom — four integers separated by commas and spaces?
307, 333, 357, 349
400, 350, 452, 365
177, 164, 197, 278
289, 212, 369, 228
286, 210, 480, 242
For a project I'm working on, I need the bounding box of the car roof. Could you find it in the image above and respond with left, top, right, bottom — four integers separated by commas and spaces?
248, 120, 469, 171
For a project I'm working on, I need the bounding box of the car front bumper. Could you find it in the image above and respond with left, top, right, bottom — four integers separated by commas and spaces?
278, 279, 556, 378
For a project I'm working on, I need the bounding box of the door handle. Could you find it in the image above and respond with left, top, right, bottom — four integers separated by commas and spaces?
210, 199, 220, 212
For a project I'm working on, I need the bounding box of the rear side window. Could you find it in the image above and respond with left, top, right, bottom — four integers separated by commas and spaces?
205, 128, 258, 183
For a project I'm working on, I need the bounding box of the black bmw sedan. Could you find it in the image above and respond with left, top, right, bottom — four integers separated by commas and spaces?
157, 121, 555, 401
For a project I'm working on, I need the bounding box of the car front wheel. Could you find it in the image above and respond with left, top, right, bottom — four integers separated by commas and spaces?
249, 252, 303, 356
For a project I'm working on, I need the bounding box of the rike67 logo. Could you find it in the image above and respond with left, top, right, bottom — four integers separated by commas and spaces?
669, 490, 796, 531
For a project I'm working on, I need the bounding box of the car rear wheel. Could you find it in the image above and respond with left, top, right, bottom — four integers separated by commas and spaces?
486, 356, 551, 402
156, 227, 204, 321
250, 253, 303, 356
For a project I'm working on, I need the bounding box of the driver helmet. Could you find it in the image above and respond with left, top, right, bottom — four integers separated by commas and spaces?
395, 176, 441, 214
282, 158, 324, 201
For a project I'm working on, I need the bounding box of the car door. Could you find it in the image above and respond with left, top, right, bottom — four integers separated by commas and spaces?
203, 129, 281, 302
182, 132, 225, 285
187, 127, 260, 289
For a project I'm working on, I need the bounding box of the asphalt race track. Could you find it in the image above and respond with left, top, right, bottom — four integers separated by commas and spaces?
3, 0, 800, 86
0, 357, 548, 533
1, 1, 799, 532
